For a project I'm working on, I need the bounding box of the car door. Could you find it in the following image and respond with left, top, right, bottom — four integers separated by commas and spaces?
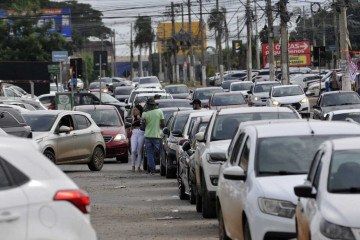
227, 135, 250, 238
73, 114, 94, 160
313, 95, 323, 119
162, 116, 174, 167
296, 149, 323, 240
55, 114, 77, 163
0, 158, 28, 240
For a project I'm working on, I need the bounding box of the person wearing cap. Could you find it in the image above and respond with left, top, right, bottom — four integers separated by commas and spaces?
190, 98, 202, 110
141, 97, 165, 174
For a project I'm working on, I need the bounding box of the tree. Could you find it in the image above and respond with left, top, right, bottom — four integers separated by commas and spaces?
134, 16, 155, 76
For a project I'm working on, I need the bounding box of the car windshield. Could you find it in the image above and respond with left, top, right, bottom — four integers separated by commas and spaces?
254, 83, 280, 93
135, 95, 170, 104
321, 92, 360, 107
89, 82, 107, 89
100, 78, 112, 84
256, 135, 358, 176
332, 112, 360, 123
115, 87, 133, 95
92, 93, 119, 103
231, 83, 253, 91
211, 94, 246, 106
166, 85, 189, 94
163, 110, 178, 124
211, 112, 298, 141
23, 114, 57, 132
157, 100, 190, 108
328, 150, 360, 193
272, 86, 303, 97
129, 91, 164, 103
172, 113, 191, 132
194, 88, 223, 100
139, 77, 159, 84
80, 109, 121, 127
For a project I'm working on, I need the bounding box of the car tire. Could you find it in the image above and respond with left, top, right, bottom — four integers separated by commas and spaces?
44, 149, 56, 163
243, 219, 252, 240
218, 207, 230, 240
189, 182, 196, 204
88, 146, 105, 171
160, 151, 166, 176
196, 186, 202, 212
165, 156, 175, 179
201, 174, 216, 218
178, 177, 188, 200
116, 153, 129, 163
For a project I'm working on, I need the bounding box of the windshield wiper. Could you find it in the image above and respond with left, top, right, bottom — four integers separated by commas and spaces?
340, 103, 355, 105
324, 104, 337, 107
331, 187, 360, 193
258, 170, 306, 175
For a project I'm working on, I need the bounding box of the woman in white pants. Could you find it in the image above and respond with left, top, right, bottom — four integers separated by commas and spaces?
131, 105, 144, 172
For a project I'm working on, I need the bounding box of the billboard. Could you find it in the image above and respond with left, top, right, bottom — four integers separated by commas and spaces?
0, 8, 72, 40
156, 22, 206, 55
261, 40, 311, 67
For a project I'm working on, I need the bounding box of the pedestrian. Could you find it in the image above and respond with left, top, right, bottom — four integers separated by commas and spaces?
330, 70, 340, 91
325, 77, 330, 92
141, 97, 165, 174
190, 98, 202, 110
130, 104, 145, 172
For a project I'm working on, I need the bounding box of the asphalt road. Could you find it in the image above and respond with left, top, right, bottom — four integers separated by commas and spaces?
60, 159, 218, 240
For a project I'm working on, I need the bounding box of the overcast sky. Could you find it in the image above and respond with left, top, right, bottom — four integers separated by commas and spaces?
71, 0, 331, 57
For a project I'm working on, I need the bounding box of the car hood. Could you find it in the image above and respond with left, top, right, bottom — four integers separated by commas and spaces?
321, 193, 360, 228
32, 131, 50, 140
256, 175, 306, 204
100, 127, 125, 136
322, 104, 360, 114
253, 92, 270, 98
172, 93, 189, 99
272, 95, 305, 104
208, 140, 231, 153
211, 104, 248, 110
138, 83, 162, 88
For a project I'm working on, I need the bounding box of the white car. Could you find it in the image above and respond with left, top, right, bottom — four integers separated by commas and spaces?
135, 76, 162, 89
0, 136, 97, 240
294, 137, 360, 240
229, 81, 253, 99
324, 109, 360, 123
248, 81, 281, 106
290, 74, 321, 89
194, 107, 301, 218
22, 110, 106, 171
306, 81, 325, 96
216, 120, 360, 240
267, 85, 310, 117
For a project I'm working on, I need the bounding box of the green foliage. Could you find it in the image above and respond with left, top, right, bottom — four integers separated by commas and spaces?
207, 7, 227, 35
134, 16, 154, 50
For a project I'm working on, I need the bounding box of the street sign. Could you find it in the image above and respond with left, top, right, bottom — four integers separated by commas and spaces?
261, 40, 311, 67
47, 64, 60, 74
52, 51, 68, 62
93, 51, 108, 71
55, 92, 73, 110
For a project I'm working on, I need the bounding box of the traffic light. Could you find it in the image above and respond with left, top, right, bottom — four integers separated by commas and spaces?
70, 58, 83, 78
313, 46, 326, 67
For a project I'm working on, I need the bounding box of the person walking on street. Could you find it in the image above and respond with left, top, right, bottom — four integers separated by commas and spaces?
190, 98, 202, 110
130, 104, 145, 172
142, 98, 165, 174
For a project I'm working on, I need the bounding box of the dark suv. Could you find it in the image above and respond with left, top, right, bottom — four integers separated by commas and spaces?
0, 107, 32, 138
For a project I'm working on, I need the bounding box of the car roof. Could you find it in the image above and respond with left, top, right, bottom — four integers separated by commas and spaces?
160, 107, 192, 111
156, 99, 190, 102
217, 106, 295, 115
132, 87, 164, 92
231, 81, 253, 84
136, 93, 170, 97
73, 105, 117, 110
328, 109, 360, 115
272, 84, 300, 89
188, 110, 214, 118
195, 87, 222, 91
255, 81, 280, 85
329, 137, 360, 151
165, 84, 187, 87
212, 92, 244, 96
22, 110, 82, 115
246, 120, 360, 138
321, 90, 357, 96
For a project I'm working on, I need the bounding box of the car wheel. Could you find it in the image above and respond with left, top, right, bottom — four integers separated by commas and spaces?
243, 219, 252, 240
165, 156, 175, 179
218, 207, 230, 240
189, 182, 196, 204
116, 153, 129, 163
196, 186, 202, 212
201, 174, 216, 218
178, 177, 188, 200
44, 149, 56, 163
88, 146, 105, 171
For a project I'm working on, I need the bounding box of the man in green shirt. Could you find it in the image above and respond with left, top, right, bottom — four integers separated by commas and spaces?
141, 97, 165, 174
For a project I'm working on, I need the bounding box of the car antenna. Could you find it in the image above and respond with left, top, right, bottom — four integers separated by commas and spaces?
307, 121, 315, 135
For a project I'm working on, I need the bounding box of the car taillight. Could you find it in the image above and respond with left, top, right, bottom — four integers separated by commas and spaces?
48, 105, 55, 110
54, 190, 90, 214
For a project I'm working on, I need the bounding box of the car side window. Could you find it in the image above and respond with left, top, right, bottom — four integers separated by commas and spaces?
0, 159, 11, 189
238, 137, 250, 172
166, 116, 174, 129
317, 95, 323, 107
229, 133, 245, 165
312, 162, 322, 190
74, 114, 90, 130
0, 111, 19, 127
1, 158, 29, 186
307, 150, 323, 182
58, 115, 74, 130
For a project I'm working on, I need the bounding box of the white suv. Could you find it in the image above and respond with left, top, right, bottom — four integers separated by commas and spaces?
216, 120, 360, 240
194, 107, 301, 218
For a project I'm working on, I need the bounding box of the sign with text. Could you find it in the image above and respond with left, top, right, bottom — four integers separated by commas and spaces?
261, 40, 311, 67
52, 51, 68, 62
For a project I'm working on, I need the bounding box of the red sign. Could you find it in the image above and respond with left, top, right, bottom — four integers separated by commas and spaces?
261, 40, 311, 67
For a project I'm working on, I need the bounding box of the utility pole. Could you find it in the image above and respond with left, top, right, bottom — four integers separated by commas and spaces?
216, 0, 224, 84
130, 24, 134, 80
311, 4, 317, 47
181, 4, 184, 29
171, 2, 178, 83
246, 0, 253, 82
237, 16, 241, 69
254, 1, 260, 70
303, 6, 306, 40
188, 0, 195, 84
280, 0, 289, 84
339, 0, 351, 90
322, 20, 326, 46
199, 0, 206, 86
225, 19, 231, 71
112, 30, 116, 77
333, 0, 339, 69
266, 0, 275, 81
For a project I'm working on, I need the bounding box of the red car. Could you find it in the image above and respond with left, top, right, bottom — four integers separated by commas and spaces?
73, 105, 131, 163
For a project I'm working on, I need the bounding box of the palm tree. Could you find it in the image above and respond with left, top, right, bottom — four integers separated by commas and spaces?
134, 16, 155, 76
207, 7, 227, 67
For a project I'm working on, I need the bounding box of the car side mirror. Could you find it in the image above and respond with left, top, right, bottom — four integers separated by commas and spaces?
208, 152, 227, 162
195, 132, 205, 142
223, 166, 246, 181
162, 127, 170, 136
58, 125, 71, 134
294, 185, 316, 198
125, 122, 132, 129
247, 90, 252, 94
172, 130, 183, 137
182, 141, 191, 151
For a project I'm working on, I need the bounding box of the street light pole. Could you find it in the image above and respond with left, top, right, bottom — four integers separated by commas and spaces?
339, 0, 351, 91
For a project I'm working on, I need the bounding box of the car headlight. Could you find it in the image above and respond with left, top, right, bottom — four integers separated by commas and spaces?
113, 134, 126, 141
258, 198, 296, 218
320, 219, 355, 240
300, 97, 308, 103
254, 96, 259, 101
272, 100, 280, 106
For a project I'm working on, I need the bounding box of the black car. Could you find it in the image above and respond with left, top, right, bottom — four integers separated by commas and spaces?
0, 107, 32, 138
155, 99, 192, 108
164, 84, 190, 99
191, 87, 224, 107
114, 86, 134, 102
313, 91, 360, 120
221, 80, 241, 92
